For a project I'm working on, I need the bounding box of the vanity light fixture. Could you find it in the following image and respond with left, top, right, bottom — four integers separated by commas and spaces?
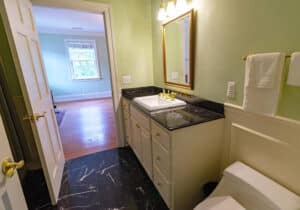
166, 0, 176, 17
176, 0, 188, 12
158, 0, 194, 22
157, 1, 167, 21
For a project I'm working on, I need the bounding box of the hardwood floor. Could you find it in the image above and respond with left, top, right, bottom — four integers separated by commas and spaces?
57, 99, 117, 160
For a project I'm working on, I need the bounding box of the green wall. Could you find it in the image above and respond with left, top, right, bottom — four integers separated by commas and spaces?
2, 0, 300, 121
1, 0, 154, 92
88, 0, 154, 88
151, 0, 300, 121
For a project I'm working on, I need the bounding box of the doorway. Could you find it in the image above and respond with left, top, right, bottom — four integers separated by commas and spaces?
1, 0, 123, 207
33, 6, 118, 160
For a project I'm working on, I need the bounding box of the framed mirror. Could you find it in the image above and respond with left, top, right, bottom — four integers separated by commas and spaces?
162, 9, 195, 89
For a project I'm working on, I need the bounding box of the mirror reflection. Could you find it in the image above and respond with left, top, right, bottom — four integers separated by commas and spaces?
163, 10, 194, 89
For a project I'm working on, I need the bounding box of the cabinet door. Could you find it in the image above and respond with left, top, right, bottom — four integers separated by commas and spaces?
130, 117, 142, 161
124, 118, 132, 146
141, 127, 153, 179
122, 99, 132, 145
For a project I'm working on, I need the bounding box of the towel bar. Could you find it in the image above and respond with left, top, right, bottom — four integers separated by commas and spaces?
242, 54, 291, 61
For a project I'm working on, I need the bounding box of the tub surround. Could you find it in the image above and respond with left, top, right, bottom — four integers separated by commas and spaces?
122, 86, 224, 131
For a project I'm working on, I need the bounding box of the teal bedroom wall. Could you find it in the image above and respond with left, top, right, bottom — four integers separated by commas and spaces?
151, 0, 300, 121
39, 33, 111, 99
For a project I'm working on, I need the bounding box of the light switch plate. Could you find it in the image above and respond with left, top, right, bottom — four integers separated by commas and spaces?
227, 81, 236, 98
122, 75, 132, 84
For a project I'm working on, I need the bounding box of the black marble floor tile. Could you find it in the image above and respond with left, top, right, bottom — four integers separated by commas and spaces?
36, 147, 169, 210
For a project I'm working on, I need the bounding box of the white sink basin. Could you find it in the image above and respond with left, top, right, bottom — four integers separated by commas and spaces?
133, 95, 187, 111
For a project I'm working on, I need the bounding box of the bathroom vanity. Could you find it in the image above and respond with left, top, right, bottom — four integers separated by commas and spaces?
122, 86, 224, 210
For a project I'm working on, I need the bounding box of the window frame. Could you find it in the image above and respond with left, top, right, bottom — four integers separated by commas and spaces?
65, 39, 102, 80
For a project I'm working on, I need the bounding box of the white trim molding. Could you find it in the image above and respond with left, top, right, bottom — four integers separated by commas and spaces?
32, 0, 124, 147
222, 103, 300, 195
54, 91, 112, 103
38, 29, 105, 37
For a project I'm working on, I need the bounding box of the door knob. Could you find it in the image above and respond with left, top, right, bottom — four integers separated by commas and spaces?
23, 111, 46, 121
2, 158, 25, 178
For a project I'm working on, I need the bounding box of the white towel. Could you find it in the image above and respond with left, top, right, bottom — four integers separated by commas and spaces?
287, 52, 300, 86
243, 52, 285, 116
245, 53, 285, 88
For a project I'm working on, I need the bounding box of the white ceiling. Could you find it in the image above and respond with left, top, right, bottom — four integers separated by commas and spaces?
33, 6, 105, 35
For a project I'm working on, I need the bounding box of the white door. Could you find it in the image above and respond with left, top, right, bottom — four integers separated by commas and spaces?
0, 114, 28, 210
0, 0, 65, 204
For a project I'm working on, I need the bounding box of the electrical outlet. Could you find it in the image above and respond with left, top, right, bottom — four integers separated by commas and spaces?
171, 72, 179, 80
122, 75, 132, 84
227, 81, 236, 99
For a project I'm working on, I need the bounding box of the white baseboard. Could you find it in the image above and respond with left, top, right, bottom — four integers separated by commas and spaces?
54, 91, 112, 103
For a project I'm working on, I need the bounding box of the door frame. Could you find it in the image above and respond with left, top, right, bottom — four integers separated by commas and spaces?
31, 0, 125, 147
0, 0, 124, 205
2, 0, 125, 150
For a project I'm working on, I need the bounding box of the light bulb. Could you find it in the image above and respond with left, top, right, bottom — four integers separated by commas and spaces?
176, 0, 187, 12
157, 7, 166, 21
166, 1, 176, 17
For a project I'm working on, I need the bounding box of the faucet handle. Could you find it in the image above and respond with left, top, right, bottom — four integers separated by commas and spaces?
168, 91, 176, 101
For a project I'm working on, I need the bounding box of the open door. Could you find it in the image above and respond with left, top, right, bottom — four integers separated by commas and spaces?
0, 0, 65, 204
0, 113, 28, 210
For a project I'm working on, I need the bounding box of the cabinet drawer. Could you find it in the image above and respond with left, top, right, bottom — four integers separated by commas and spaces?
154, 166, 171, 207
153, 139, 170, 181
152, 121, 170, 151
130, 105, 150, 131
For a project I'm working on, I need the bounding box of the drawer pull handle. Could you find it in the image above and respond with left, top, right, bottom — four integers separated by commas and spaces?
157, 182, 162, 186
156, 133, 160, 137
156, 156, 161, 161
136, 124, 140, 128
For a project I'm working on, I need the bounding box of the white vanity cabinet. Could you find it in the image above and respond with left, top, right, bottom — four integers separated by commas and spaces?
151, 119, 224, 210
123, 98, 224, 210
130, 105, 153, 179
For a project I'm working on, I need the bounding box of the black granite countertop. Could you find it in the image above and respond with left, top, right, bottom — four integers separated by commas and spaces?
150, 104, 223, 131
122, 86, 162, 100
122, 86, 224, 131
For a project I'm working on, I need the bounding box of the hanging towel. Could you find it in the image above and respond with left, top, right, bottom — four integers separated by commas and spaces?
245, 53, 285, 88
287, 52, 300, 86
243, 52, 285, 116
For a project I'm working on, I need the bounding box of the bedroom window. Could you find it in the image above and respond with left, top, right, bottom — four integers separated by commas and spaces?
66, 39, 101, 80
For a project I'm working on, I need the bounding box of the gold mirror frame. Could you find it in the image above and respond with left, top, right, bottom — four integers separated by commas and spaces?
162, 9, 195, 90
